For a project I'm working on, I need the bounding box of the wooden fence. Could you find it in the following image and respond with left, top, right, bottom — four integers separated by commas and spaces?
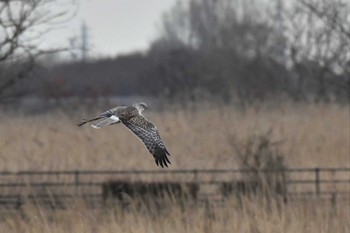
0, 167, 348, 209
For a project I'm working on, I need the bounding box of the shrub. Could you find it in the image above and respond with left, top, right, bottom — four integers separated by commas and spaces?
228, 130, 288, 200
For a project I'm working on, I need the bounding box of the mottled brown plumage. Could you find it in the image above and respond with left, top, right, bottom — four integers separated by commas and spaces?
77, 102, 171, 168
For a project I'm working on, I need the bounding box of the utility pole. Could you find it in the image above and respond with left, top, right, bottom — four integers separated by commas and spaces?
81, 21, 89, 62
275, 0, 286, 64
276, 0, 283, 33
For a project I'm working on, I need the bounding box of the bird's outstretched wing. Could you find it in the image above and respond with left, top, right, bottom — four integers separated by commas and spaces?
122, 116, 171, 168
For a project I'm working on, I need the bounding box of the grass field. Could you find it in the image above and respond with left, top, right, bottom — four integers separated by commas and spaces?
0, 102, 348, 171
0, 102, 349, 233
0, 197, 348, 233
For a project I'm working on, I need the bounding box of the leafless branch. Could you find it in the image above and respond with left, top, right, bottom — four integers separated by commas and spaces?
0, 0, 76, 102
299, 0, 350, 40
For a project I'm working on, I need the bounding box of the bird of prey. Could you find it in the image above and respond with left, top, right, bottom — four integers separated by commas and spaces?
77, 102, 171, 168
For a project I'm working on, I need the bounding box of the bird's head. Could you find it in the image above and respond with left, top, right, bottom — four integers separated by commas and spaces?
134, 102, 148, 113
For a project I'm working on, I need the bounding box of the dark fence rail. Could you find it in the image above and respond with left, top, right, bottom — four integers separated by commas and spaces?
0, 167, 348, 209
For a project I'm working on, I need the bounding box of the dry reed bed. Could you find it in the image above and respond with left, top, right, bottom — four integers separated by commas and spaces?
0, 104, 349, 233
0, 103, 348, 171
0, 197, 348, 233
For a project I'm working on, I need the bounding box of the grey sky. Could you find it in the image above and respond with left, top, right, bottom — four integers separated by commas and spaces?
44, 0, 177, 58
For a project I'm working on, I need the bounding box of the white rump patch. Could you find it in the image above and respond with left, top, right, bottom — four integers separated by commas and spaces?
110, 115, 120, 121
91, 116, 120, 129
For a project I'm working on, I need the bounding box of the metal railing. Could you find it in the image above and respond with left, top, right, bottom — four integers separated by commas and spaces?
0, 167, 348, 209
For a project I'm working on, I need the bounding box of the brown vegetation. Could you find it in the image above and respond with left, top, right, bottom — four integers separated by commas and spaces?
0, 196, 348, 233
0, 102, 348, 171
0, 102, 349, 232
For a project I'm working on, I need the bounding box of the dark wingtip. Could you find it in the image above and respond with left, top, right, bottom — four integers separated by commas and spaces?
165, 155, 171, 164
166, 149, 170, 156
155, 153, 171, 168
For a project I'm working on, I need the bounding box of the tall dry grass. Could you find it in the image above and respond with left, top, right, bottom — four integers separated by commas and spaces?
0, 197, 348, 233
0, 104, 350, 171
0, 102, 349, 171
0, 102, 349, 233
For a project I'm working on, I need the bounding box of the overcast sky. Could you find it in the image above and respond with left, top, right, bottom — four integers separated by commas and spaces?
43, 0, 177, 58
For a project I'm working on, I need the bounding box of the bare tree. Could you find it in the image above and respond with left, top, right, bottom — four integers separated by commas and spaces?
285, 0, 349, 101
300, 0, 350, 40
0, 0, 75, 102
300, 0, 349, 101
151, 0, 289, 104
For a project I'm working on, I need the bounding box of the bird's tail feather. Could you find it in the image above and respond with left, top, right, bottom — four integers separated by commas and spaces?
77, 116, 102, 127
91, 116, 120, 129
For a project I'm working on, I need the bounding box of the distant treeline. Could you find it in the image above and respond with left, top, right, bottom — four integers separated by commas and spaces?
40, 47, 349, 105
41, 0, 350, 104
1, 0, 349, 105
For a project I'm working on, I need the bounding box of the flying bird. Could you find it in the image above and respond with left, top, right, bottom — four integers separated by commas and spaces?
77, 102, 171, 168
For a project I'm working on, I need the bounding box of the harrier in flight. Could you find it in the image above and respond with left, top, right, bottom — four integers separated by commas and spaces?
77, 102, 171, 168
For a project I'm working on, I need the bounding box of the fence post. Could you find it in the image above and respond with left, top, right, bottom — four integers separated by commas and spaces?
193, 169, 198, 182
74, 170, 80, 195
315, 168, 320, 196
281, 167, 288, 203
